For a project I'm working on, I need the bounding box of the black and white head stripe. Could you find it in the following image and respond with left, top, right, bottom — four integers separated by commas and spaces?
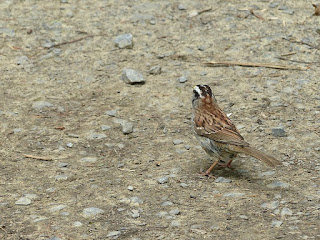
193, 85, 212, 98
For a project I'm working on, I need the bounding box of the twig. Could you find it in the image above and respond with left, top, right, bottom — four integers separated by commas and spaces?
282, 37, 319, 50
23, 154, 53, 161
118, 168, 135, 172
205, 61, 308, 70
249, 9, 264, 20
44, 35, 95, 49
198, 7, 212, 15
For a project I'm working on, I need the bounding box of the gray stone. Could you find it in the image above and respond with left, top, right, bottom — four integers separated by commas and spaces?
114, 33, 133, 49
17, 56, 29, 65
49, 237, 62, 240
83, 207, 104, 218
170, 220, 181, 227
130, 196, 143, 205
32, 101, 53, 110
180, 183, 189, 188
101, 125, 112, 131
267, 181, 290, 189
184, 145, 190, 150
73, 221, 83, 227
49, 204, 67, 212
280, 207, 293, 216
148, 65, 161, 75
80, 157, 97, 163
272, 127, 286, 137
87, 132, 107, 140
222, 192, 245, 197
15, 197, 32, 206
258, 171, 275, 177
261, 201, 279, 210
157, 176, 169, 184
156, 211, 168, 217
61, 0, 68, 3
127, 186, 134, 191
122, 69, 145, 84
58, 162, 68, 168
269, 2, 279, 8
178, 4, 187, 10
161, 201, 173, 206
106, 110, 117, 117
239, 215, 248, 220
173, 139, 183, 145
46, 187, 56, 193
169, 208, 180, 215
130, 14, 155, 24
66, 142, 73, 148
282, 9, 294, 15
107, 231, 121, 238
113, 119, 134, 134
271, 220, 283, 227
215, 177, 232, 183
131, 209, 140, 218
178, 76, 188, 83
55, 175, 68, 181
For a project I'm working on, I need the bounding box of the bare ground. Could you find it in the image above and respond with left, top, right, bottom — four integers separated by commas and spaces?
0, 1, 319, 239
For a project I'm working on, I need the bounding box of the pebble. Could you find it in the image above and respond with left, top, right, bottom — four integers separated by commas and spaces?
178, 4, 187, 10
269, 2, 279, 8
222, 192, 245, 197
122, 69, 145, 84
80, 157, 97, 163
161, 201, 173, 206
148, 66, 161, 75
32, 101, 53, 110
83, 207, 104, 218
114, 33, 133, 49
49, 204, 67, 212
107, 231, 121, 238
87, 132, 107, 140
66, 142, 73, 148
215, 177, 232, 183
180, 183, 189, 188
130, 196, 143, 205
73, 221, 83, 227
173, 139, 183, 145
156, 211, 168, 217
46, 187, 56, 193
0, 27, 15, 37
282, 9, 294, 15
101, 125, 112, 131
157, 176, 169, 184
131, 209, 140, 218
127, 186, 134, 191
55, 175, 68, 181
113, 119, 134, 134
261, 201, 279, 210
15, 197, 32, 206
239, 215, 248, 220
169, 208, 180, 215
178, 76, 188, 83
271, 220, 283, 227
258, 171, 275, 177
267, 181, 290, 189
106, 110, 117, 117
170, 220, 181, 227
184, 145, 190, 150
58, 162, 68, 168
280, 207, 293, 217
49, 237, 62, 240
272, 127, 286, 137
17, 56, 29, 65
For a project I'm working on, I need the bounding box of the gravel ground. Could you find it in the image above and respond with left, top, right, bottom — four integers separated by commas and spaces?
0, 1, 319, 239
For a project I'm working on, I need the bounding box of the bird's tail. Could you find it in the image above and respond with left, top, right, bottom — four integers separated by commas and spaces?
241, 146, 281, 167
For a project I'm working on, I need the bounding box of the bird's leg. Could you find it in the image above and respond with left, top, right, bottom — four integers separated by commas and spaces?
200, 160, 219, 177
218, 159, 233, 168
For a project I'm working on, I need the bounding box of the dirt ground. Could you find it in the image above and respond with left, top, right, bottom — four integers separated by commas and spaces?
0, 1, 319, 239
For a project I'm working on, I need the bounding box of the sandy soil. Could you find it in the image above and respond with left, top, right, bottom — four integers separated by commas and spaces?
0, 1, 319, 239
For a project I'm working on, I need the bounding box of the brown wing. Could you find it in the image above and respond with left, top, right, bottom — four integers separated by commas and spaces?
194, 105, 249, 147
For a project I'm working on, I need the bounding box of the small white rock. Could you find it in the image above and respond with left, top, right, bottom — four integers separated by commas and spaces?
15, 197, 32, 206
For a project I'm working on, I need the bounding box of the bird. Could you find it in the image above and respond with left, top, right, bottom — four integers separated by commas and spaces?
191, 84, 280, 176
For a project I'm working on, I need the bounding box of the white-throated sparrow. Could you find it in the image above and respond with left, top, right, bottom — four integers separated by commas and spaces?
192, 85, 280, 176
